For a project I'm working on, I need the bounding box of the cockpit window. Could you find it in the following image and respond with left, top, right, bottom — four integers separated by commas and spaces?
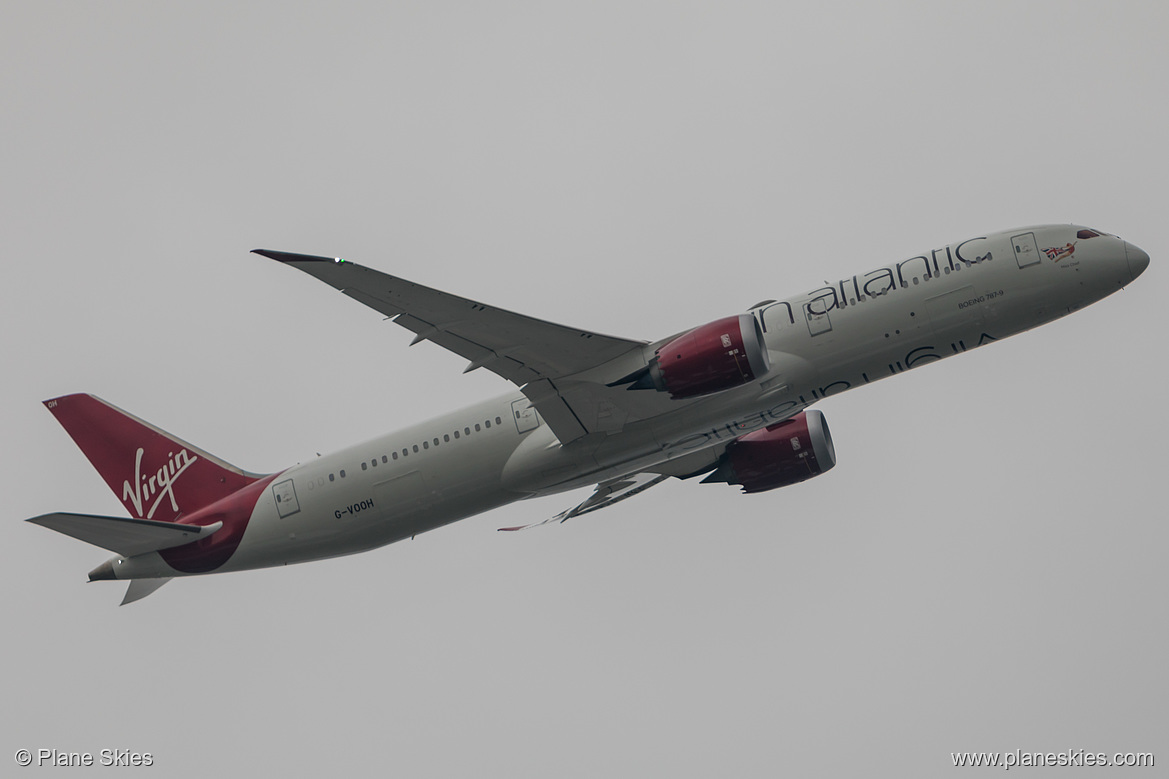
1077, 229, 1105, 240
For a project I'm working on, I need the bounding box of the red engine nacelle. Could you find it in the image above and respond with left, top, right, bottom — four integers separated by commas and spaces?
702, 410, 836, 493
630, 314, 771, 399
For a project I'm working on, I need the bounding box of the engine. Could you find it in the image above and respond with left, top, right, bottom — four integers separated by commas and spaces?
624, 314, 771, 400
702, 410, 836, 493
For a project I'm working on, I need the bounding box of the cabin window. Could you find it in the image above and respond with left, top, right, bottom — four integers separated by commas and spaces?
423, 441, 429, 450
413, 445, 419, 453
361, 462, 367, 471
444, 434, 450, 443
454, 430, 460, 439
495, 416, 502, 425
485, 420, 491, 429
465, 427, 471, 435
475, 424, 481, 432
433, 438, 439, 446
392, 451, 398, 460
329, 473, 335, 482
381, 455, 388, 464
340, 470, 346, 478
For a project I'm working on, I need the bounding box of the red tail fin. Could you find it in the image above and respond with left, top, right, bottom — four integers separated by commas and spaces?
44, 394, 260, 522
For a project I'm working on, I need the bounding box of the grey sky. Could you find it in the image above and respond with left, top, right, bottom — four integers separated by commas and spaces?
3, 2, 1165, 776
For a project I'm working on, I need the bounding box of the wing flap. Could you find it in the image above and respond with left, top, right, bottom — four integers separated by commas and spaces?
499, 473, 670, 531
28, 513, 222, 556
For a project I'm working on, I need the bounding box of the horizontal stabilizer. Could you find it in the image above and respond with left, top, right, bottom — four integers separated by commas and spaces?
27, 513, 222, 556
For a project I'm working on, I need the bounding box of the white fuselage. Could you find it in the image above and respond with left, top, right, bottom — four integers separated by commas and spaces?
114, 225, 1144, 579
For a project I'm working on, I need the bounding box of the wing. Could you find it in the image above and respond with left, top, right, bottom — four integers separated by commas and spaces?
498, 472, 671, 531
256, 250, 649, 442
496, 439, 734, 531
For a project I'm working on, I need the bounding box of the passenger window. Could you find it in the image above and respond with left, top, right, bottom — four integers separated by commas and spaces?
433, 438, 439, 446
444, 434, 450, 443
485, 420, 491, 429
392, 452, 398, 460
413, 445, 419, 453
475, 424, 481, 432
495, 416, 502, 425
465, 427, 471, 435
381, 455, 387, 464
340, 470, 346, 478
361, 462, 367, 471
329, 473, 335, 482
423, 441, 429, 450
454, 430, 460, 439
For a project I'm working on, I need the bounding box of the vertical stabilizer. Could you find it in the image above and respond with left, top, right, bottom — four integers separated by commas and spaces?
44, 394, 260, 522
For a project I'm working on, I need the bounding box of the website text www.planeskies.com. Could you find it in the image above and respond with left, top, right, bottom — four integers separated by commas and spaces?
951, 749, 1154, 770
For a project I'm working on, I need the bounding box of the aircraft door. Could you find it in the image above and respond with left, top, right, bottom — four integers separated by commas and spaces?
511, 398, 539, 434
1011, 232, 1041, 268
272, 478, 301, 518
805, 301, 832, 336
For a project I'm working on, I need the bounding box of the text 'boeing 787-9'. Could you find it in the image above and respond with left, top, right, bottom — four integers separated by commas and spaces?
28, 225, 1149, 603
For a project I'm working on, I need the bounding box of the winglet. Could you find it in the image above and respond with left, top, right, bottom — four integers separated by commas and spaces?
252, 249, 343, 264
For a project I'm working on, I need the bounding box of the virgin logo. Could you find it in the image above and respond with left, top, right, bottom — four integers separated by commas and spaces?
122, 448, 199, 519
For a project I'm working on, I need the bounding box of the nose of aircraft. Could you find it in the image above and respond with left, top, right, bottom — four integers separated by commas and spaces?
1125, 241, 1150, 282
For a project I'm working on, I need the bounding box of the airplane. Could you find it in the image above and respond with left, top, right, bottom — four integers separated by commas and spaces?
28, 225, 1149, 604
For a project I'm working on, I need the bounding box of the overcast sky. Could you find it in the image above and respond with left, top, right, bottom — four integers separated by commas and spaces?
3, 2, 1165, 776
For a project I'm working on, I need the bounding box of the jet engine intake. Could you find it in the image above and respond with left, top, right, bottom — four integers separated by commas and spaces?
702, 410, 836, 493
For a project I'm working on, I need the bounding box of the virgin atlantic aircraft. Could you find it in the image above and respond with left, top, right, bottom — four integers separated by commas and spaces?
29, 225, 1149, 603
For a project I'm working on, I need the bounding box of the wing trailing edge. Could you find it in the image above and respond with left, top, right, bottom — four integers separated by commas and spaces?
499, 473, 671, 531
